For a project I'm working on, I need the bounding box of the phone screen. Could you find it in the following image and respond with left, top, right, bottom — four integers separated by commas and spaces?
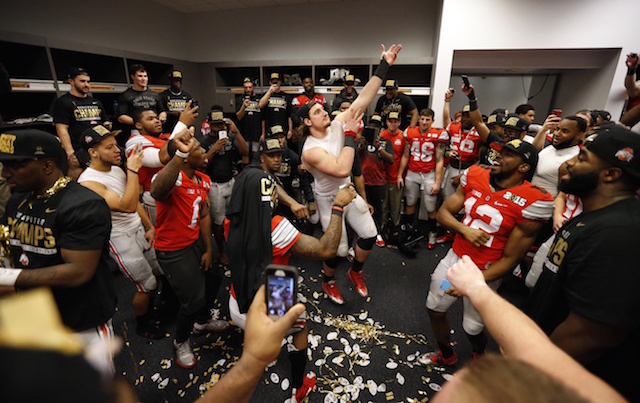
267, 275, 295, 317
218, 130, 228, 139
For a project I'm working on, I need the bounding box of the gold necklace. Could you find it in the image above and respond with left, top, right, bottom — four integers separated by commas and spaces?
39, 176, 72, 199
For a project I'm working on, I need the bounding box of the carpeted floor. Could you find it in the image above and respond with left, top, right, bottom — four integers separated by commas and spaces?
112, 234, 501, 402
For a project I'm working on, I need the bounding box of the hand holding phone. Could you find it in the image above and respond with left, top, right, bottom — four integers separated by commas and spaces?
265, 265, 298, 321
218, 129, 228, 139
551, 109, 562, 118
461, 75, 470, 89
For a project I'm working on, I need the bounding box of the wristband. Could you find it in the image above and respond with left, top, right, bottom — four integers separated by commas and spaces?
127, 168, 139, 175
331, 205, 344, 217
466, 89, 476, 100
344, 129, 357, 138
628, 67, 636, 76
373, 58, 391, 80
175, 149, 189, 158
469, 99, 478, 112
0, 268, 22, 286
170, 121, 188, 140
344, 135, 357, 149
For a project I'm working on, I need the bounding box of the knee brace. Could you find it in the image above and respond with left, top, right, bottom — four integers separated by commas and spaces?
357, 236, 376, 251
324, 257, 341, 269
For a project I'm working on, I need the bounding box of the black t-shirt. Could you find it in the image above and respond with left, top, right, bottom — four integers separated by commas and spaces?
200, 131, 240, 183
236, 94, 263, 142
5, 181, 117, 331
525, 198, 640, 401
159, 89, 193, 133
333, 89, 358, 111
264, 92, 293, 133
375, 92, 417, 130
479, 131, 503, 165
52, 93, 108, 150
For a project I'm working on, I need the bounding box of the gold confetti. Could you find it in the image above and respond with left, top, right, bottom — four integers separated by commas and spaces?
139, 359, 145, 365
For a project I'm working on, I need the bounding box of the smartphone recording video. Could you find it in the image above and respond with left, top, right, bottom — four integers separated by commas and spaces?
265, 265, 298, 320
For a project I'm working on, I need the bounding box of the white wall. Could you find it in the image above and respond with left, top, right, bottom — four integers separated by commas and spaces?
0, 0, 190, 60
185, 0, 439, 63
433, 0, 640, 126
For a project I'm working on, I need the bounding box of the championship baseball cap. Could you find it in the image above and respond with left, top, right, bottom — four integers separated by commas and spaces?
487, 113, 508, 127
80, 125, 122, 151
492, 108, 509, 116
259, 138, 285, 155
68, 67, 89, 79
243, 77, 252, 83
504, 116, 529, 132
209, 107, 225, 124
502, 138, 539, 175
584, 125, 640, 179
387, 112, 400, 121
270, 73, 281, 82
385, 79, 398, 89
370, 115, 383, 124
169, 70, 183, 80
344, 74, 355, 84
462, 105, 470, 114
0, 129, 66, 161
269, 125, 285, 137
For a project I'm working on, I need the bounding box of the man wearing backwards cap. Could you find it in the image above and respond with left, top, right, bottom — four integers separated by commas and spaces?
0, 129, 117, 374
422, 139, 553, 366
525, 126, 640, 402
299, 43, 402, 305
259, 72, 294, 139
52, 67, 111, 179
374, 78, 418, 130
78, 125, 165, 339
160, 70, 195, 133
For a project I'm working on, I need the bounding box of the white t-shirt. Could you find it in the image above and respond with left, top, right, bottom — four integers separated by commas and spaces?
302, 119, 351, 196
531, 144, 580, 198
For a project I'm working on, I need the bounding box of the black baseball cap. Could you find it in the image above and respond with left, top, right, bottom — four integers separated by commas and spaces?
68, 67, 89, 79
270, 73, 281, 82
344, 74, 355, 84
502, 139, 539, 174
487, 113, 508, 127
504, 116, 529, 132
584, 125, 640, 179
80, 125, 122, 151
269, 125, 285, 137
0, 129, 66, 161
385, 79, 398, 89
169, 70, 183, 80
209, 108, 225, 124
259, 138, 285, 154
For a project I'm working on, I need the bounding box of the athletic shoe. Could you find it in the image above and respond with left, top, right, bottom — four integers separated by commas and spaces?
427, 232, 437, 250
173, 339, 196, 369
436, 232, 454, 244
322, 280, 344, 305
291, 372, 317, 402
347, 247, 355, 263
375, 234, 386, 247
346, 268, 368, 298
193, 319, 230, 335
418, 350, 458, 366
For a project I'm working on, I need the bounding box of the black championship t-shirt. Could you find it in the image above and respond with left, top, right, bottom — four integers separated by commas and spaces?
525, 198, 640, 401
200, 131, 240, 183
159, 89, 193, 133
236, 94, 263, 142
5, 182, 117, 331
375, 92, 417, 130
52, 93, 108, 150
264, 92, 293, 133
479, 131, 503, 166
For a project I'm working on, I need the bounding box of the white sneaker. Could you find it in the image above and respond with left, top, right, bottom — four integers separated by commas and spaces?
193, 319, 230, 334
173, 339, 195, 368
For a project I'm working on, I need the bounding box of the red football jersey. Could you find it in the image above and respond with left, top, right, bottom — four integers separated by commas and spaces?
125, 133, 170, 191
403, 126, 449, 173
452, 165, 554, 269
445, 122, 482, 162
292, 93, 326, 108
380, 129, 406, 182
154, 170, 212, 251
271, 215, 301, 264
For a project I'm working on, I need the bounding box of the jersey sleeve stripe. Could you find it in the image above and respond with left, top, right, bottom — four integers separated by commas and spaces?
272, 218, 300, 249
522, 200, 555, 220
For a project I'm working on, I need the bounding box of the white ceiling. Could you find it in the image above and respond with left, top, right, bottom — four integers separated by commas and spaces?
150, 0, 353, 13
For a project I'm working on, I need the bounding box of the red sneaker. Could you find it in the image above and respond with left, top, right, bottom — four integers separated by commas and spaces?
322, 280, 344, 305
346, 268, 368, 298
375, 234, 386, 247
418, 350, 458, 366
436, 232, 454, 244
292, 372, 316, 402
427, 232, 437, 250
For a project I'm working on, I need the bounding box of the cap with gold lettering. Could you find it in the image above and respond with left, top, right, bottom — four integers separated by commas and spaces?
80, 125, 122, 151
170, 70, 183, 80
0, 129, 66, 161
259, 138, 285, 154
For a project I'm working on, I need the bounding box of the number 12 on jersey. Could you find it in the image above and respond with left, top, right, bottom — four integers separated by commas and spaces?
461, 196, 504, 247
